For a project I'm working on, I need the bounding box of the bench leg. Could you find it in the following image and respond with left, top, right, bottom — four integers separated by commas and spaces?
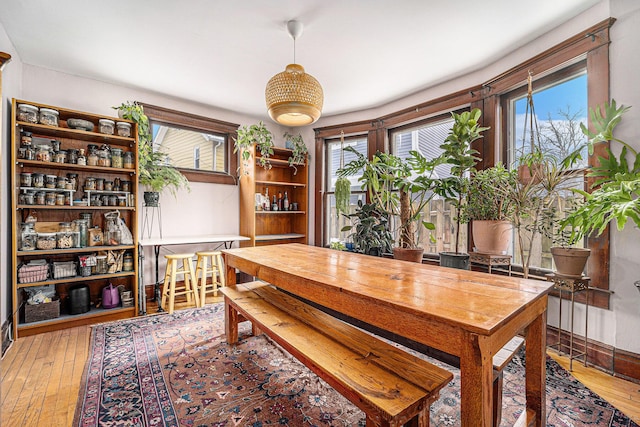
493, 370, 503, 427
224, 299, 239, 344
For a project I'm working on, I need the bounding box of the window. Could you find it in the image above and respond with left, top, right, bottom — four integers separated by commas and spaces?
390, 116, 464, 255
324, 136, 368, 245
142, 103, 239, 185
504, 68, 588, 271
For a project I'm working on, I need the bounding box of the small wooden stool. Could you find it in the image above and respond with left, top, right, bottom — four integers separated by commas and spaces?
161, 253, 199, 314
194, 251, 226, 306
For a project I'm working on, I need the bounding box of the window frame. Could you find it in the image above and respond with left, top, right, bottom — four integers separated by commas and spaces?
142, 103, 239, 185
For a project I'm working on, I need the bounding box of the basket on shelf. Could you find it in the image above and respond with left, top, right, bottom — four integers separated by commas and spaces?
18, 262, 49, 284
52, 261, 76, 279
24, 298, 60, 323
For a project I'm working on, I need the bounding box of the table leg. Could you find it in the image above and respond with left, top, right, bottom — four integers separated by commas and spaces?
459, 332, 494, 427
138, 243, 146, 315
154, 245, 164, 313
525, 309, 547, 427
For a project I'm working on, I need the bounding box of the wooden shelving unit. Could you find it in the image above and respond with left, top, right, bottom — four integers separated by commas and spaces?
11, 99, 139, 338
239, 145, 308, 247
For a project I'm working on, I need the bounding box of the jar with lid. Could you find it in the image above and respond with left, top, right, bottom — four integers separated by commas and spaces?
76, 149, 87, 166
84, 177, 96, 191
45, 192, 56, 206
67, 148, 78, 164
18, 104, 39, 123
39, 108, 59, 126
21, 131, 33, 146
57, 222, 74, 249
110, 148, 123, 168
123, 151, 134, 169
37, 232, 57, 250
79, 213, 93, 229
123, 252, 134, 271
66, 173, 78, 190
36, 145, 51, 162
98, 119, 115, 135
32, 173, 44, 188
108, 195, 118, 207
23, 191, 35, 205
87, 149, 99, 166
73, 219, 88, 248
113, 178, 121, 191
117, 196, 127, 207
56, 176, 67, 189
116, 122, 132, 137
55, 193, 65, 206
95, 177, 104, 191
50, 140, 61, 152
104, 180, 113, 191
20, 173, 33, 187
20, 223, 37, 251
35, 191, 45, 205
121, 180, 131, 193
91, 195, 102, 206
95, 255, 108, 274
97, 149, 111, 167
45, 174, 57, 188
53, 150, 67, 163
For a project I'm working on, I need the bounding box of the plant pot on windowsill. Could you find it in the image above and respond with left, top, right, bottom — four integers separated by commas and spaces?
393, 247, 424, 263
550, 247, 591, 278
472, 220, 513, 254
439, 252, 470, 270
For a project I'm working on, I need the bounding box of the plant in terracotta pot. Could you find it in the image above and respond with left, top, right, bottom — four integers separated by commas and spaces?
435, 108, 487, 269
460, 163, 517, 254
113, 101, 189, 206
234, 121, 274, 174
337, 147, 443, 261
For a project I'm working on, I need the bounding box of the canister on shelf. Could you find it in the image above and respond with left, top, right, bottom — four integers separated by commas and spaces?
84, 177, 96, 191
95, 178, 104, 191
36, 145, 51, 162
95, 255, 108, 274
23, 191, 35, 205
97, 149, 111, 167
116, 122, 132, 137
20, 223, 37, 251
66, 173, 78, 190
121, 180, 131, 193
76, 149, 87, 165
56, 176, 67, 189
117, 196, 127, 207
73, 219, 88, 248
45, 174, 57, 189
37, 232, 57, 250
39, 108, 59, 126
79, 213, 93, 229
20, 131, 33, 146
17, 104, 38, 123
104, 180, 113, 191
32, 173, 44, 188
98, 119, 115, 135
55, 193, 65, 206
50, 140, 61, 152
123, 151, 134, 169
123, 253, 134, 271
67, 148, 78, 164
57, 222, 74, 249
54, 150, 67, 163
45, 192, 56, 206
35, 191, 45, 205
20, 173, 33, 187
110, 148, 123, 168
87, 150, 99, 166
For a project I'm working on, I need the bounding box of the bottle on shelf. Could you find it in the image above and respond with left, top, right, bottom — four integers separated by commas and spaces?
278, 192, 283, 210
272, 195, 278, 211
264, 187, 270, 211
283, 192, 289, 211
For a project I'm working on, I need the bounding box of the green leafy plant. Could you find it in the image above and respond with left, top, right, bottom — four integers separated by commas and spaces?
284, 132, 309, 174
562, 100, 640, 241
329, 241, 347, 251
435, 108, 487, 254
234, 121, 274, 173
113, 101, 189, 196
340, 200, 394, 256
460, 163, 517, 222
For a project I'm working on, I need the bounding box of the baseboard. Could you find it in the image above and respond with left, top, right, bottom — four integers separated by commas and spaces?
546, 325, 640, 384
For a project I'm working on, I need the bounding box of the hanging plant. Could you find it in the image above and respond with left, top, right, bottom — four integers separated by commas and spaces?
234, 121, 274, 174
284, 132, 309, 175
334, 131, 351, 215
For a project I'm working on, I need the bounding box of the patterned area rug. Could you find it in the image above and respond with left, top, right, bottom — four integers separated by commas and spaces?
74, 303, 638, 427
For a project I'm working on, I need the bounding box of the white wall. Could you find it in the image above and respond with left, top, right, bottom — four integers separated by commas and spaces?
2, 0, 638, 354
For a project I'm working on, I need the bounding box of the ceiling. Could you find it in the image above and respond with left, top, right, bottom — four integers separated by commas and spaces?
1, 0, 600, 121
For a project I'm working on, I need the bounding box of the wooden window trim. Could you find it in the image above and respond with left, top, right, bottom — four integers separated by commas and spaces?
142, 103, 239, 185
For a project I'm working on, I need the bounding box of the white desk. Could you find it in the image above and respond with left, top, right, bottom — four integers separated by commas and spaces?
138, 234, 249, 314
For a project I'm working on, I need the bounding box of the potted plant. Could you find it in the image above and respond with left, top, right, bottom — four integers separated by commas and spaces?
234, 121, 274, 173
338, 147, 442, 262
461, 163, 517, 254
113, 101, 189, 206
284, 131, 309, 174
341, 200, 394, 256
436, 108, 487, 269
560, 100, 640, 273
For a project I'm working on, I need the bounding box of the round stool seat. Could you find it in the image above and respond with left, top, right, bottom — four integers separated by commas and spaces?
165, 253, 195, 260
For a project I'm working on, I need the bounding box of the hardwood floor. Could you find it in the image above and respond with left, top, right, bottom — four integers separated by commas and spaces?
2, 298, 639, 426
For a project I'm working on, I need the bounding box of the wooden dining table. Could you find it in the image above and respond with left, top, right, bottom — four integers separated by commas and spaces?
222, 243, 554, 427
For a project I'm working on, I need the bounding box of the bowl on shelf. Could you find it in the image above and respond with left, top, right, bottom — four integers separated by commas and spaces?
67, 118, 95, 132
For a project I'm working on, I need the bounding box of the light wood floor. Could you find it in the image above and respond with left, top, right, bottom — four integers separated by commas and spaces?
2, 297, 639, 426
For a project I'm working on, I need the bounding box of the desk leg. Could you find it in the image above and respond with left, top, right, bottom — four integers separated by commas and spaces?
459, 332, 493, 427
138, 243, 146, 315
525, 309, 547, 427
154, 245, 164, 313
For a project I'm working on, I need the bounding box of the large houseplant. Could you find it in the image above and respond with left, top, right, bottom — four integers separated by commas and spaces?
234, 121, 275, 173
460, 163, 517, 254
338, 147, 442, 262
113, 101, 189, 206
436, 108, 487, 269
341, 200, 394, 256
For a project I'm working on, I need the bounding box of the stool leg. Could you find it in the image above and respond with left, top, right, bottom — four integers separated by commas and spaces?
185, 257, 199, 308
216, 253, 226, 293
161, 261, 171, 311
199, 255, 209, 306
168, 259, 178, 314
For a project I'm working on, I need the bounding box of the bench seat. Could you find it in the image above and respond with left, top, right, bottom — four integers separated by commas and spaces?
221, 281, 453, 427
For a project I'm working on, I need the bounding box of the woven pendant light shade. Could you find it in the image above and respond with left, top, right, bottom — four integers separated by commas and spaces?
265, 63, 323, 126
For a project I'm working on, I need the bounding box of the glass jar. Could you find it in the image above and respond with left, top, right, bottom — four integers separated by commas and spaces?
36, 145, 51, 162
123, 151, 134, 169
67, 173, 78, 190
113, 178, 121, 191
73, 219, 88, 248
97, 149, 111, 167
23, 191, 35, 205
55, 193, 65, 206
20, 173, 33, 187
45, 174, 57, 189
84, 177, 96, 191
95, 255, 108, 274
123, 253, 134, 271
108, 195, 118, 206
50, 140, 61, 152
117, 196, 127, 207
39, 108, 59, 126
54, 150, 67, 163
32, 173, 44, 188
98, 119, 115, 135
91, 195, 102, 206
116, 122, 132, 137
45, 192, 56, 206
104, 180, 113, 191
67, 148, 78, 164
37, 232, 57, 250
79, 212, 93, 229
17, 104, 39, 123
56, 176, 67, 189
20, 223, 37, 251
95, 178, 104, 191
110, 148, 123, 168
121, 180, 131, 193
76, 149, 87, 166
35, 191, 45, 205
21, 131, 33, 146
57, 222, 74, 249
87, 150, 99, 166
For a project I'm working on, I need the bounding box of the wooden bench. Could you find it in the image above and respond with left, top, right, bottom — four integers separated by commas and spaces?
220, 281, 453, 427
